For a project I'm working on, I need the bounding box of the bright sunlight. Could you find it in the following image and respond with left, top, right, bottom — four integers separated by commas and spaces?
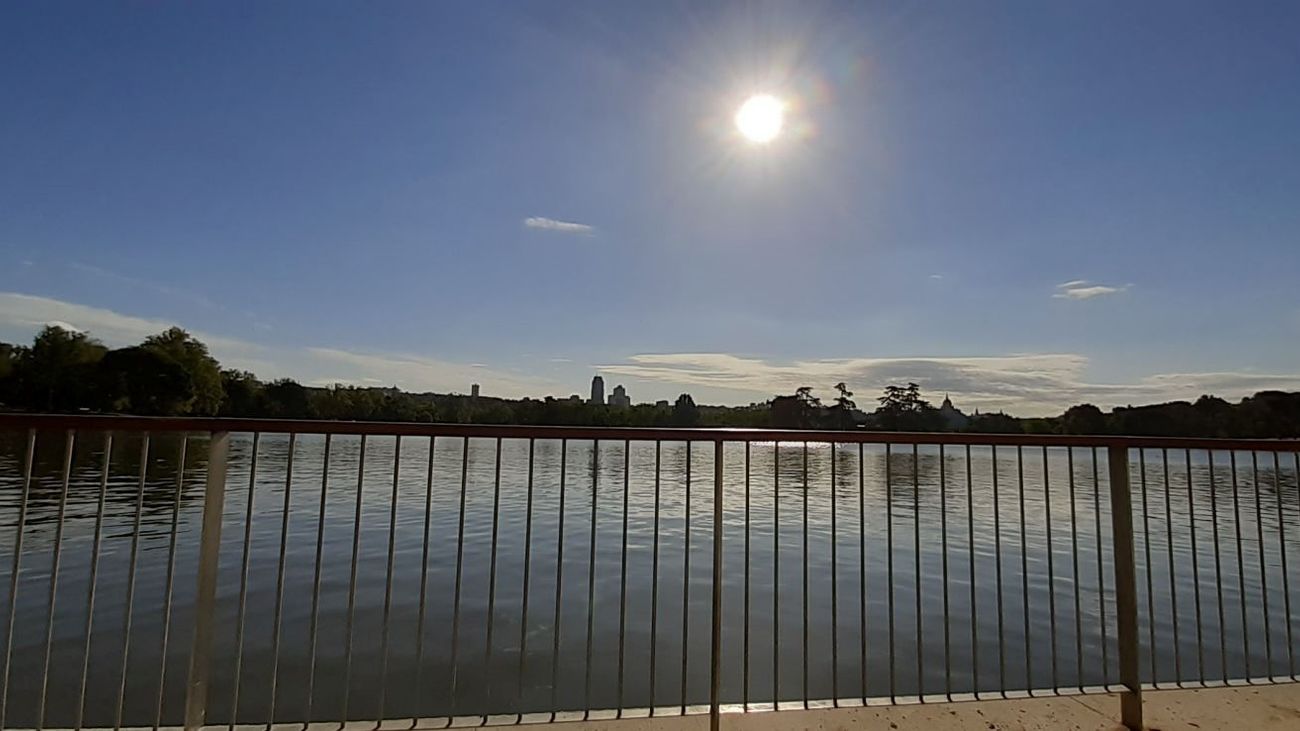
734, 94, 785, 144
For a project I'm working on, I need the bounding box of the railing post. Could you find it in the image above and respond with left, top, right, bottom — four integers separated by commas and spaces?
184, 431, 230, 731
1107, 445, 1143, 730
710, 440, 724, 731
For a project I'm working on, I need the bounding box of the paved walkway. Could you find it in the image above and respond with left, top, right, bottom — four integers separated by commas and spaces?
548, 684, 1300, 730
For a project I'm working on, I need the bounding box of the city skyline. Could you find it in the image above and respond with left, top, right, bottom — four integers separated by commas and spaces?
2, 2, 1299, 416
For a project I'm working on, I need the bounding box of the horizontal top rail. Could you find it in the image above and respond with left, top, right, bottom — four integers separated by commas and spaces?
1, 413, 1299, 451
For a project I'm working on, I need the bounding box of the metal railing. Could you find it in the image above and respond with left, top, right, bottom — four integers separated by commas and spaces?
0, 414, 1298, 730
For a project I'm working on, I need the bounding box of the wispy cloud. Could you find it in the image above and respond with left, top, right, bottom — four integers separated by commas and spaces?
0, 292, 567, 398
928, 273, 944, 280
1053, 280, 1129, 300
523, 217, 595, 235
598, 352, 1300, 416
69, 261, 222, 310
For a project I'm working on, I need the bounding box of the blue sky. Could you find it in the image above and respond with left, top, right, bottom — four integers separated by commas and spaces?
2, 1, 1299, 414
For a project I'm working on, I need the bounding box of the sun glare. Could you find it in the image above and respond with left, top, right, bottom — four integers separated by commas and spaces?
735, 94, 785, 144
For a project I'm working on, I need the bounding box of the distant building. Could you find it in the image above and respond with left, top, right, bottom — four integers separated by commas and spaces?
568, 394, 583, 403
470, 383, 480, 399
655, 400, 670, 408
590, 376, 605, 405
938, 394, 969, 430
608, 384, 631, 408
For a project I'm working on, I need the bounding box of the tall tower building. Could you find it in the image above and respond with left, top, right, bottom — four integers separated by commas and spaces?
609, 384, 630, 408
590, 375, 605, 405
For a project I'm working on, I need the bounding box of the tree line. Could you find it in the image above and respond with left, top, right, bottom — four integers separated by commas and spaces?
2, 325, 1298, 437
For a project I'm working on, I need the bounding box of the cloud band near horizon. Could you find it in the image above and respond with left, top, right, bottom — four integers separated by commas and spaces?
2, 292, 1297, 416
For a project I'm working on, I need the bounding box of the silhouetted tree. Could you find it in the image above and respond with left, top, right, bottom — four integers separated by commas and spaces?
1061, 403, 1107, 434
830, 382, 856, 430
873, 383, 939, 431
14, 326, 107, 411
98, 347, 194, 415
142, 327, 224, 414
671, 393, 700, 427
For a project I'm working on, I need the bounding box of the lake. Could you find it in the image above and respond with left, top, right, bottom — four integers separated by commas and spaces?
0, 430, 1296, 726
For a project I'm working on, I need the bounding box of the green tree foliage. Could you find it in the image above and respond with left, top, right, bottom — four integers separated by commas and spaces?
14, 326, 107, 411
98, 346, 194, 415
219, 370, 263, 416
261, 379, 311, 419
142, 327, 224, 414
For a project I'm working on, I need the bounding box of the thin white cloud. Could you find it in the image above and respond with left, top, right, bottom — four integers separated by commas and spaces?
0, 292, 567, 399
524, 217, 595, 235
69, 261, 223, 311
598, 352, 1300, 416
928, 273, 944, 280
1054, 280, 1129, 300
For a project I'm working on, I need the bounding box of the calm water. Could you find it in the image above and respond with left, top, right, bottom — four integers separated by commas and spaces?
0, 431, 1297, 726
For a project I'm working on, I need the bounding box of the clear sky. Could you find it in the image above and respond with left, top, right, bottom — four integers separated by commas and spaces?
2, 1, 1299, 415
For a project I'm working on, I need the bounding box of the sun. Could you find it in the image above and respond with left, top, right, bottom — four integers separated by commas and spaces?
735, 94, 785, 144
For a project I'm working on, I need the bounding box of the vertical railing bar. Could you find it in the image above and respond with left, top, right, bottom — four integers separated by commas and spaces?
228, 433, 260, 730
1253, 452, 1273, 679
450, 436, 471, 717
264, 433, 294, 728
992, 444, 1005, 698
377, 435, 404, 720
182, 431, 228, 731
0, 427, 38, 727
801, 442, 809, 708
115, 433, 149, 731
681, 442, 692, 715
1293, 451, 1300, 679
1092, 446, 1109, 686
412, 436, 435, 723
617, 440, 631, 715
583, 440, 599, 717
0, 428, 35, 730
1186, 449, 1205, 684
773, 442, 780, 710
886, 442, 895, 702
830, 443, 839, 706
484, 437, 503, 714
37, 429, 75, 731
649, 441, 661, 714
548, 439, 568, 719
1140, 450, 1156, 685
75, 431, 112, 731
339, 434, 367, 726
1068, 447, 1082, 688
941, 444, 951, 701
967, 444, 979, 697
1161, 449, 1181, 686
744, 441, 752, 710
1276, 451, 1294, 679
709, 439, 724, 731
1043, 446, 1057, 694
515, 438, 534, 716
1230, 450, 1251, 680
1208, 449, 1227, 684
303, 433, 331, 724
859, 443, 868, 705
913, 443, 923, 701
153, 434, 187, 731
1108, 446, 1143, 730
1017, 445, 1029, 695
